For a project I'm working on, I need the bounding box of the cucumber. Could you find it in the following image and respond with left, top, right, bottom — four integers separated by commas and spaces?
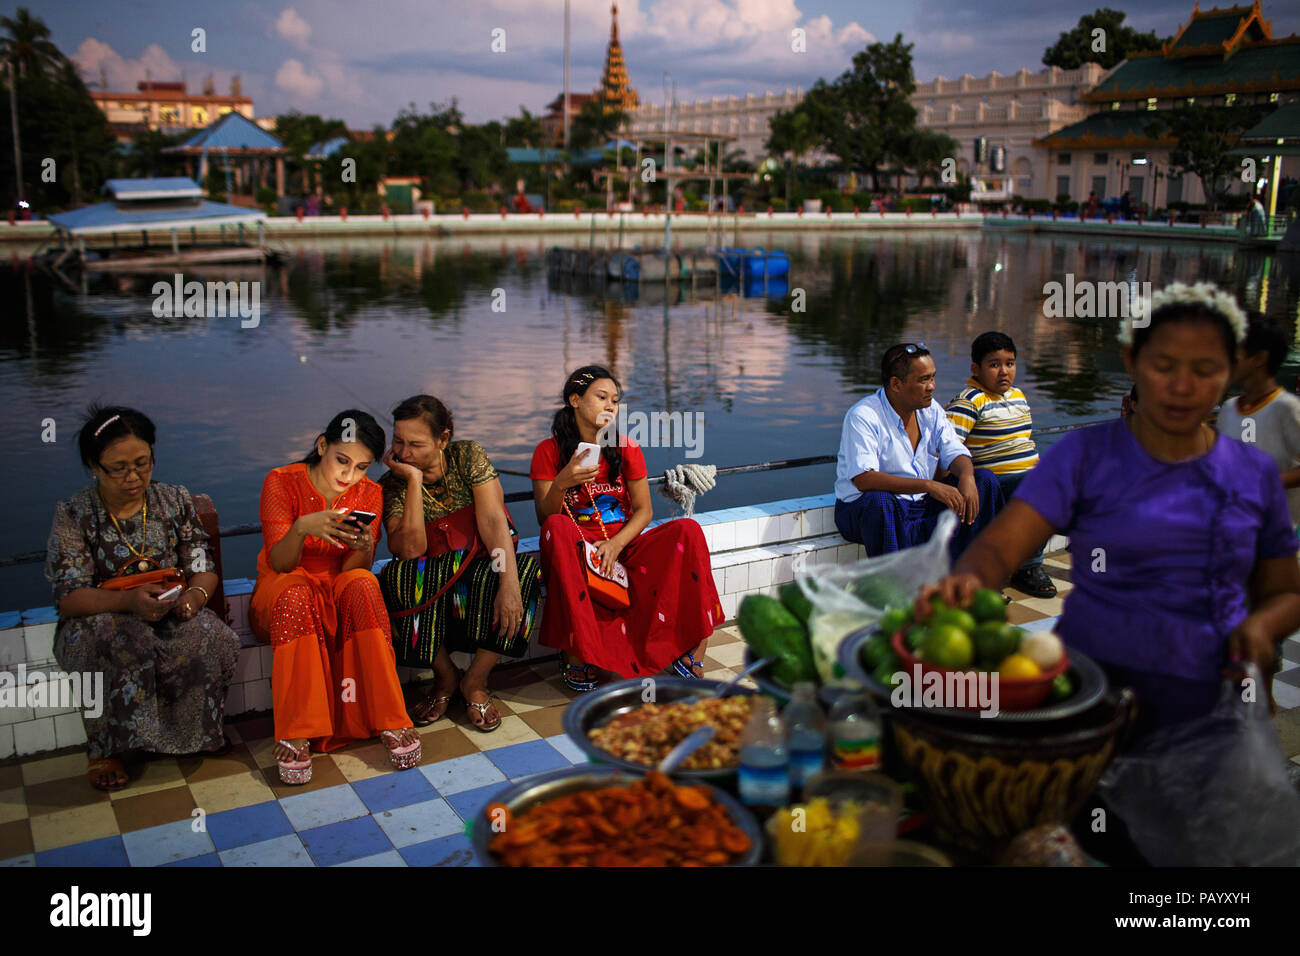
779, 580, 814, 625
738, 594, 817, 687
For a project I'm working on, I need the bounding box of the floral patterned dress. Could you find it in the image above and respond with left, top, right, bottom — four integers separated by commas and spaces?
44, 482, 241, 760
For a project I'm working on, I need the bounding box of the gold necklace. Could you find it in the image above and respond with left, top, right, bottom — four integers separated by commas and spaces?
419, 448, 453, 512
102, 490, 153, 572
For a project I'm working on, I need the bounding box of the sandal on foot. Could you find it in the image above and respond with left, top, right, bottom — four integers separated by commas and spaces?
87, 757, 129, 792
673, 652, 705, 679
463, 693, 503, 733
275, 739, 312, 785
561, 660, 598, 692
381, 729, 422, 770
411, 680, 457, 727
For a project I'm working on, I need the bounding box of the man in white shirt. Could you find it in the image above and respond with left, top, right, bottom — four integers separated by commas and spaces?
834, 342, 1005, 558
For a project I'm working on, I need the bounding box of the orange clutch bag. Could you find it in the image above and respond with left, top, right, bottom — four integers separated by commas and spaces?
99, 567, 185, 591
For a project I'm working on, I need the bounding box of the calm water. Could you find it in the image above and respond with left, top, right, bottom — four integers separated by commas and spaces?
1, 229, 1296, 611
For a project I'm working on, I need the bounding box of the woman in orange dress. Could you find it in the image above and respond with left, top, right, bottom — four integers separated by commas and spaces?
249, 410, 419, 784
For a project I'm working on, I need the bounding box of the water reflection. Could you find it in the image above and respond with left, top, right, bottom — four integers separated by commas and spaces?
0, 230, 1296, 610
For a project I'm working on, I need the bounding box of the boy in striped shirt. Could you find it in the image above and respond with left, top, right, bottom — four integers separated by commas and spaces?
945, 331, 1057, 598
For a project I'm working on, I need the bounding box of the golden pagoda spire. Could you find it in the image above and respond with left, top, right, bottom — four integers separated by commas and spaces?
597, 2, 639, 111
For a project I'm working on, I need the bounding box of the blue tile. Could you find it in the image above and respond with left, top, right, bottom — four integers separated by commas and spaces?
373, 796, 463, 848
517, 536, 541, 553
36, 835, 129, 868
730, 506, 767, 519
543, 733, 590, 765
691, 511, 720, 525
163, 852, 222, 867
206, 801, 294, 851
420, 752, 507, 797
218, 833, 314, 867
299, 815, 393, 866
123, 818, 215, 867
0, 611, 21, 629
485, 739, 572, 780
334, 849, 407, 867
0, 853, 34, 867
398, 832, 480, 867
20, 606, 58, 624
1018, 616, 1060, 633
350, 771, 438, 814
222, 578, 254, 595
278, 783, 367, 831
443, 782, 512, 826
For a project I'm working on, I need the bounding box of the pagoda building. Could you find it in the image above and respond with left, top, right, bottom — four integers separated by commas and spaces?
595, 3, 639, 112
1036, 1, 1299, 210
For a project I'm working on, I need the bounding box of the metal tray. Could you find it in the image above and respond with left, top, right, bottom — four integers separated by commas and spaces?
838, 626, 1108, 723
561, 676, 759, 780
471, 765, 764, 866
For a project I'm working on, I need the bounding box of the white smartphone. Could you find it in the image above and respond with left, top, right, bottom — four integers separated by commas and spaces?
158, 584, 183, 601
575, 442, 601, 466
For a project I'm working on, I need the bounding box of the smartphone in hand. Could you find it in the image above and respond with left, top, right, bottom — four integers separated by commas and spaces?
345, 510, 378, 528
575, 442, 601, 466
157, 584, 183, 601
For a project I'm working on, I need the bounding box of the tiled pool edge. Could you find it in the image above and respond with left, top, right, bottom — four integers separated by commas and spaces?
0, 494, 1071, 759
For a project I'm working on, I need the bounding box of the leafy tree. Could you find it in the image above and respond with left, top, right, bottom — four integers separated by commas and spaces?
1145, 102, 1269, 209
766, 105, 819, 207
0, 7, 62, 78
569, 98, 626, 151
504, 107, 544, 147
1043, 8, 1165, 70
902, 128, 960, 188
118, 127, 186, 179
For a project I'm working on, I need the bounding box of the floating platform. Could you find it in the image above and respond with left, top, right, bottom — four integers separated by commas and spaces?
548, 245, 786, 284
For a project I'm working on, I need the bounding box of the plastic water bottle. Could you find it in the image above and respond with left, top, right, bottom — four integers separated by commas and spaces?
738, 697, 790, 809
827, 690, 882, 772
784, 682, 826, 792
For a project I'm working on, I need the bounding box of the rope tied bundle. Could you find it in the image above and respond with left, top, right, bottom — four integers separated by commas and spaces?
659, 463, 717, 517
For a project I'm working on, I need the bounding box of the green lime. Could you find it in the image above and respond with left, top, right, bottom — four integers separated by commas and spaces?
1049, 672, 1075, 702
905, 624, 928, 652
873, 656, 903, 687
969, 587, 1007, 623
931, 608, 978, 634
972, 622, 1021, 665
921, 624, 974, 669
861, 633, 892, 670
879, 606, 911, 635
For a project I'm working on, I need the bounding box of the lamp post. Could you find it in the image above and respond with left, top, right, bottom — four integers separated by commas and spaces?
562, 0, 570, 150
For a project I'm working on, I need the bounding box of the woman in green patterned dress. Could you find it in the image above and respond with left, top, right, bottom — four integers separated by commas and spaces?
45, 406, 241, 791
378, 395, 541, 732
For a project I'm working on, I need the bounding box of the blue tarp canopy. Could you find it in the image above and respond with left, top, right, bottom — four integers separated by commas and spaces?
47, 198, 267, 237
164, 112, 286, 153
102, 177, 203, 201
506, 147, 606, 166
305, 136, 349, 159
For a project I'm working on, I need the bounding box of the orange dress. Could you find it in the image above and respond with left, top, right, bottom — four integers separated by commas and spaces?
249, 463, 412, 751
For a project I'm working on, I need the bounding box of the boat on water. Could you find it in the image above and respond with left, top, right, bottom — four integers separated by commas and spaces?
36, 177, 286, 276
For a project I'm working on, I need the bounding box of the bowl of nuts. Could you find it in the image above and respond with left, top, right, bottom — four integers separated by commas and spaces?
562, 677, 763, 781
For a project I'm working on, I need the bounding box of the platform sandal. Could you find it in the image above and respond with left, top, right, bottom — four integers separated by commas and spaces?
381, 729, 422, 770
275, 739, 312, 785
673, 651, 705, 679
561, 659, 598, 692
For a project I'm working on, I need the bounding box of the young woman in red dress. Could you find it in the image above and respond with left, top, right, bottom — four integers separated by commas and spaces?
249, 410, 420, 784
530, 366, 723, 690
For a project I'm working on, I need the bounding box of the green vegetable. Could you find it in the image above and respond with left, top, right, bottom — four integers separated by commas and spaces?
779, 581, 814, 625
879, 606, 911, 635
738, 594, 817, 687
849, 575, 909, 610
861, 633, 892, 670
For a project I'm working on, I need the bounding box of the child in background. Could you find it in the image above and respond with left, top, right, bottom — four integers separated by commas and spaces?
946, 332, 1057, 598
1217, 315, 1300, 532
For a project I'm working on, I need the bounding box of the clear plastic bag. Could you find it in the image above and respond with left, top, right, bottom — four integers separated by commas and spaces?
1098, 664, 1300, 866
797, 511, 958, 685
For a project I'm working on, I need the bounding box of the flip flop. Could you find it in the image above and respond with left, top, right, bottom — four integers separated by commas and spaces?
673, 652, 706, 679
381, 729, 422, 769
463, 693, 503, 733
87, 757, 129, 792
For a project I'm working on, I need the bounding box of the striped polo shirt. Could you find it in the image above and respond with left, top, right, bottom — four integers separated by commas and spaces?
945, 378, 1039, 475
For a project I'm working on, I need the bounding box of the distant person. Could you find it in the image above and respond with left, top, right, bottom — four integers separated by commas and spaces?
1242, 196, 1267, 237
45, 406, 240, 791
249, 410, 419, 784
530, 365, 721, 690
1217, 315, 1300, 530
1086, 192, 1100, 219
834, 343, 1004, 558
945, 332, 1055, 598
1119, 191, 1132, 220
1121, 384, 1138, 418
377, 395, 542, 732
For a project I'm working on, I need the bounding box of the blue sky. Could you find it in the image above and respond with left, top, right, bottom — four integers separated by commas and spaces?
23, 0, 1300, 127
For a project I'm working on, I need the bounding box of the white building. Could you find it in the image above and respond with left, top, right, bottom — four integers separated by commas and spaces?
628, 89, 805, 161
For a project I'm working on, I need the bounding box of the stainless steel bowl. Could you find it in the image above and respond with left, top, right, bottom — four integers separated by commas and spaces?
561, 677, 758, 780
472, 765, 764, 866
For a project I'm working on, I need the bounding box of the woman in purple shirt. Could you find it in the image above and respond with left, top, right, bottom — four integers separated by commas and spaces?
922, 282, 1300, 737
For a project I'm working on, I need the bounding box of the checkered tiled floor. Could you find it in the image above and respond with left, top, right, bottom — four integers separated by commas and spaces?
2, 558, 1296, 867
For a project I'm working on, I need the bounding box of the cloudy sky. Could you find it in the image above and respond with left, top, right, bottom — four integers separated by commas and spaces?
25, 0, 1300, 127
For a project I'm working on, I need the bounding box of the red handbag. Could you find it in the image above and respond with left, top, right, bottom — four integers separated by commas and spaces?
563, 485, 631, 610
389, 505, 518, 620
99, 565, 186, 592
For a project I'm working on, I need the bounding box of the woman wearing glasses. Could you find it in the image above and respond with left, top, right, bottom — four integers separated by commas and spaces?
44, 406, 241, 792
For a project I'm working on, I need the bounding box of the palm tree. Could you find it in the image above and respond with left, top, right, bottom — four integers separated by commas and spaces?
0, 8, 64, 79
